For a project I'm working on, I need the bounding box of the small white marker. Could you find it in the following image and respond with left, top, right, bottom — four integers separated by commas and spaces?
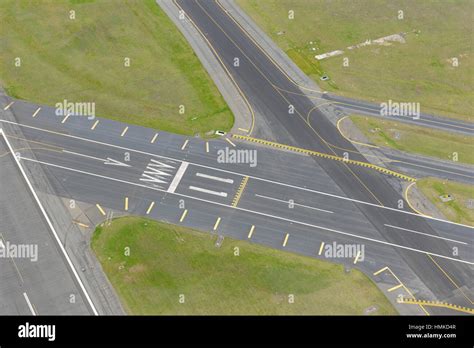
179, 209, 188, 222
181, 139, 189, 150
32, 107, 41, 118
146, 201, 155, 215
282, 233, 289, 247
225, 138, 236, 147
205, 141, 209, 153
91, 120, 99, 130
61, 114, 70, 124
124, 197, 129, 211
238, 128, 249, 132
3, 101, 14, 110
150, 133, 159, 144
318, 242, 325, 255
248, 225, 255, 239
213, 217, 221, 231
120, 126, 129, 137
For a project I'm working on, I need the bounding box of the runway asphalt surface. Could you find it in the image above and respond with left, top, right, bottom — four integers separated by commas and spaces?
1, 95, 472, 315
0, 133, 91, 315
174, 0, 473, 313
0, 0, 472, 315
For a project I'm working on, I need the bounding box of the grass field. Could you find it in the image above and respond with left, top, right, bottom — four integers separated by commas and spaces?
237, 0, 473, 121
416, 178, 474, 226
91, 217, 397, 315
0, 0, 233, 135
349, 115, 474, 165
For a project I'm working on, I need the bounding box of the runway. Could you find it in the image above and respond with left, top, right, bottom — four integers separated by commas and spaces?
1, 96, 473, 315
172, 0, 474, 313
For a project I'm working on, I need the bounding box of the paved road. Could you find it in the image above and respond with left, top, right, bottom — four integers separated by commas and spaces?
174, 0, 474, 313
1, 98, 473, 315
321, 93, 474, 136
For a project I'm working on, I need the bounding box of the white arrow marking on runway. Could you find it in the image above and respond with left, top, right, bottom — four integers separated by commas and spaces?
62, 150, 130, 167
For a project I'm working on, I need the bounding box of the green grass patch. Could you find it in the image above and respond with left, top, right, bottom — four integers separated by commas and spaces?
91, 216, 397, 315
0, 0, 233, 135
350, 115, 474, 165
237, 0, 473, 121
416, 178, 474, 226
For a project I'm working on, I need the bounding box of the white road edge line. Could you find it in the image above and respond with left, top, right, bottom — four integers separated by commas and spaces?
14, 153, 474, 266
255, 194, 333, 214
196, 172, 234, 184
0, 129, 99, 315
1, 119, 471, 229
168, 161, 189, 193
189, 186, 228, 197
384, 224, 468, 245
23, 292, 36, 315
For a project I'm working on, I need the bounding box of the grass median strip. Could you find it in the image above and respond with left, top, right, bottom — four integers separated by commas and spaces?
0, 0, 233, 135
91, 216, 397, 315
350, 115, 474, 165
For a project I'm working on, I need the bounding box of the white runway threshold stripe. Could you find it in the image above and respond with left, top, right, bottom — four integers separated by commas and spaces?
189, 186, 228, 197
23, 292, 37, 315
167, 161, 189, 193
196, 172, 234, 184
0, 128, 99, 315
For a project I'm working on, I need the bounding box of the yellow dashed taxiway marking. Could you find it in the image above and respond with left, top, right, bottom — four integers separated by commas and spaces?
124, 197, 129, 211
179, 209, 188, 223
318, 242, 325, 255
96, 204, 106, 216
247, 225, 255, 239
213, 217, 221, 231
3, 101, 14, 110
181, 139, 189, 150
32, 108, 41, 118
146, 202, 155, 215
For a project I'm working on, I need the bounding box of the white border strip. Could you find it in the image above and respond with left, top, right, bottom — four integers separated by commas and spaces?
0, 128, 99, 315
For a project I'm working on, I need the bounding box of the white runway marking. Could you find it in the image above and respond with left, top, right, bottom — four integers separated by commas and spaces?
2, 119, 471, 229
255, 194, 333, 214
3, 101, 14, 110
62, 150, 131, 167
32, 108, 41, 118
384, 224, 467, 245
0, 129, 98, 315
181, 139, 189, 150
196, 172, 234, 184
189, 186, 228, 197
168, 162, 189, 193
14, 153, 474, 266
150, 133, 159, 144
23, 292, 36, 315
